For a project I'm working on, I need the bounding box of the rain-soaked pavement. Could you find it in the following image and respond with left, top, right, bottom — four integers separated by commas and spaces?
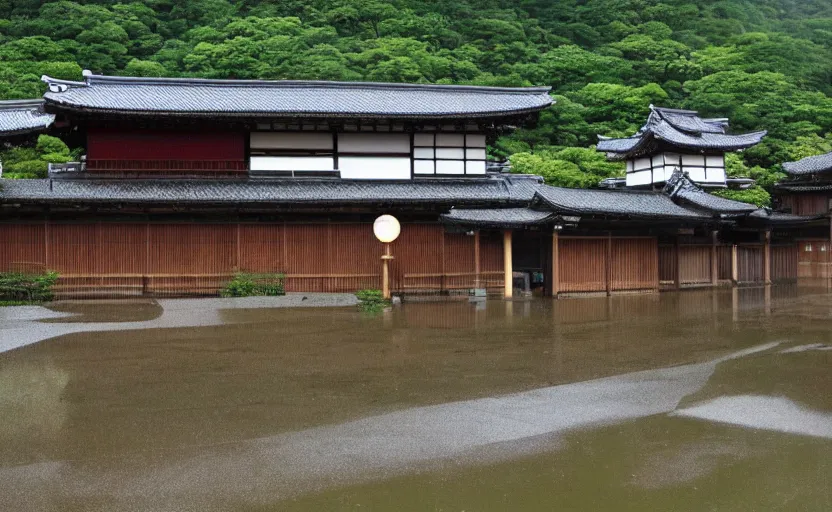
0, 287, 830, 511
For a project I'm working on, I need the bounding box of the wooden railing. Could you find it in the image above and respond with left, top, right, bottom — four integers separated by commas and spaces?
86, 159, 247, 173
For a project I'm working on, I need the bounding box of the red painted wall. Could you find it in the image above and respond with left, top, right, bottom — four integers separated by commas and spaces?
87, 129, 245, 161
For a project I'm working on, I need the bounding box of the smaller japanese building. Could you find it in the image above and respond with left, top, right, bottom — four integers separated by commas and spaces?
0, 99, 55, 150
776, 151, 832, 278
596, 106, 766, 189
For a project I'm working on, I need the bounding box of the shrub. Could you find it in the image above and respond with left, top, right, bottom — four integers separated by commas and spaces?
220, 271, 285, 297
36, 135, 71, 156
355, 288, 391, 312
0, 271, 59, 302
4, 159, 48, 178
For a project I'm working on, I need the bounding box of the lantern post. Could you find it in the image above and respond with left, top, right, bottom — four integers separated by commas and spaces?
373, 215, 401, 300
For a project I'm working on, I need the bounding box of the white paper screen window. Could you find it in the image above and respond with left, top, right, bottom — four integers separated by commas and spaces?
250, 132, 333, 150
338, 133, 410, 153
250, 156, 334, 171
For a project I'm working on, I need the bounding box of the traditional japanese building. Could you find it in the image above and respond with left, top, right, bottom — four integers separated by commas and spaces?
776, 151, 832, 278
0, 74, 817, 298
596, 106, 766, 189
0, 100, 55, 151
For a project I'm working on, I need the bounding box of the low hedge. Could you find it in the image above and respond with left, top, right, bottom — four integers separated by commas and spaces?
0, 271, 59, 302
221, 271, 285, 297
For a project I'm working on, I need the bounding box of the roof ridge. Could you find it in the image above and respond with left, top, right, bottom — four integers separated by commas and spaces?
651, 105, 700, 116
0, 99, 45, 110
45, 73, 552, 95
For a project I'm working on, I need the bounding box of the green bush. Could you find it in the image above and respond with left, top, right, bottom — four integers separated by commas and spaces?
355, 289, 391, 312
4, 159, 48, 178
0, 271, 59, 302
220, 271, 285, 297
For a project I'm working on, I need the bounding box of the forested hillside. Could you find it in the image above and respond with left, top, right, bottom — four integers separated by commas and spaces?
2, 0, 832, 203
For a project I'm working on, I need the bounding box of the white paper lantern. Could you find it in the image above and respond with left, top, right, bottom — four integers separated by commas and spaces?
373, 215, 400, 243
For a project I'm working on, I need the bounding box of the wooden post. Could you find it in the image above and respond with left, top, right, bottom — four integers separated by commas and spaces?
710, 230, 719, 286
381, 243, 393, 300
763, 230, 771, 285
731, 244, 739, 285
473, 230, 481, 289
674, 236, 682, 290
551, 231, 560, 297
605, 233, 612, 296
503, 229, 513, 298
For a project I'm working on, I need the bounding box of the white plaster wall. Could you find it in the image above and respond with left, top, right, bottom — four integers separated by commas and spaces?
338, 156, 411, 179
250, 156, 334, 171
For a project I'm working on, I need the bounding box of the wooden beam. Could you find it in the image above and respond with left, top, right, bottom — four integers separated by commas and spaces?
503, 229, 513, 298
710, 230, 718, 286
731, 244, 739, 285
763, 230, 772, 284
551, 231, 560, 297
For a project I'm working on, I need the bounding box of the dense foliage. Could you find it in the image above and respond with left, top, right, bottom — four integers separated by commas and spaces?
220, 271, 285, 297
0, 271, 59, 303
0, 135, 75, 178
2, 0, 831, 202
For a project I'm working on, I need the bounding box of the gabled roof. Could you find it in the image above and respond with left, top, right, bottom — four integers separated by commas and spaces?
41, 73, 553, 120
597, 105, 765, 160
0, 99, 54, 137
441, 207, 557, 228
664, 171, 758, 214
782, 152, 832, 175
748, 209, 827, 225
530, 185, 709, 220
775, 183, 832, 192
0, 174, 542, 207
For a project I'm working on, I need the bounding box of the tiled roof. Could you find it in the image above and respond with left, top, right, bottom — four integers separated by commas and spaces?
0, 175, 542, 207
0, 99, 54, 137
531, 185, 709, 220
775, 183, 832, 192
440, 207, 556, 228
781, 152, 832, 175
665, 171, 758, 214
596, 105, 765, 158
41, 74, 553, 120
748, 209, 827, 224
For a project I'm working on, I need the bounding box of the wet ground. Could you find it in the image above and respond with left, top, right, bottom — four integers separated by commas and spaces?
0, 287, 830, 511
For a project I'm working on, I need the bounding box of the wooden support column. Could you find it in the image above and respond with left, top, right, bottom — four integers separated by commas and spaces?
605, 232, 612, 296
731, 244, 739, 285
674, 236, 682, 290
710, 230, 719, 286
763, 230, 772, 285
473, 230, 481, 289
551, 231, 560, 297
503, 229, 513, 298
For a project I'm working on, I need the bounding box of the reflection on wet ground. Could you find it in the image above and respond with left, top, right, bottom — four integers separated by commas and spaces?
0, 287, 830, 511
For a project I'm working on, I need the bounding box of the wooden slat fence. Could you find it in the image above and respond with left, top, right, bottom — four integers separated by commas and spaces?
737, 245, 763, 283
658, 244, 714, 286
771, 244, 798, 282
558, 237, 658, 294
0, 222, 505, 298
